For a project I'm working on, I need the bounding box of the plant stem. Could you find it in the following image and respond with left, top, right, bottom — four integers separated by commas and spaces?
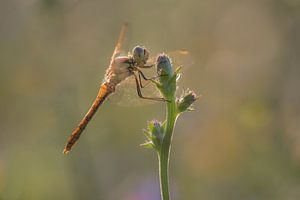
158, 98, 178, 200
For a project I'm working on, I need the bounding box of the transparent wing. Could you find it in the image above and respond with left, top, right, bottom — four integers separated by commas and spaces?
147, 50, 194, 70
109, 23, 129, 66
106, 50, 193, 107
107, 75, 162, 107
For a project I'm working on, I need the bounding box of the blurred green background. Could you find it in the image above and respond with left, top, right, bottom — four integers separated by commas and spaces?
1, 0, 300, 199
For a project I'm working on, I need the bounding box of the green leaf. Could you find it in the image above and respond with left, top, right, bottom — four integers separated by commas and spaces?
140, 141, 155, 149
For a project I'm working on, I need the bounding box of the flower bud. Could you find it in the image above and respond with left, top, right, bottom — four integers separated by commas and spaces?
177, 90, 198, 113
156, 54, 174, 78
155, 54, 178, 99
141, 120, 164, 151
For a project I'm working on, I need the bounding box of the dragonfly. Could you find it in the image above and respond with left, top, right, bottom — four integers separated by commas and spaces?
63, 24, 191, 154
62, 24, 167, 154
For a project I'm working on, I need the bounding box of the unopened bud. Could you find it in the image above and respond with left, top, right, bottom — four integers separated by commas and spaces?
141, 120, 164, 151
156, 54, 173, 78
156, 54, 178, 99
177, 90, 198, 113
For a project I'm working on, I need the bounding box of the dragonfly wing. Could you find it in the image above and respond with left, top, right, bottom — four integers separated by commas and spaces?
108, 75, 162, 107
147, 50, 194, 70
168, 50, 195, 68
109, 23, 129, 66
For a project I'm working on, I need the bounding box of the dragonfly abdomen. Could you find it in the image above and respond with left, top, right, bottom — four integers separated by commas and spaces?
63, 83, 113, 154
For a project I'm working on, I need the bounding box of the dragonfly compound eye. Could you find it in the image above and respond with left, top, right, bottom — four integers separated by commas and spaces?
133, 46, 148, 64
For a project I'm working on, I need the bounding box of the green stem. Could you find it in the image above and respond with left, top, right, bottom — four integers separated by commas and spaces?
158, 99, 178, 200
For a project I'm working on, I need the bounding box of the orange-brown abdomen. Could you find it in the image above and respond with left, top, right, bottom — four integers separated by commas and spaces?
63, 83, 113, 154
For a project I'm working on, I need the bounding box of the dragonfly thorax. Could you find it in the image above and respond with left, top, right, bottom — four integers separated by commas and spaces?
105, 56, 134, 87
105, 46, 150, 88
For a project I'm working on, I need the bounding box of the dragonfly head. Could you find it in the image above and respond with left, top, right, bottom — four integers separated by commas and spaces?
132, 46, 149, 66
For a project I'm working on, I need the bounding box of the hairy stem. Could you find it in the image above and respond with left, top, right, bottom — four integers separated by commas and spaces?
142, 54, 197, 200
158, 98, 178, 200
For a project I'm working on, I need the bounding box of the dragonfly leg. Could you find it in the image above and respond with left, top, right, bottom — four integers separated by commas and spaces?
138, 70, 156, 81
138, 68, 168, 81
137, 70, 169, 89
138, 72, 151, 88
136, 69, 158, 88
138, 64, 154, 69
137, 69, 167, 89
134, 73, 168, 102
